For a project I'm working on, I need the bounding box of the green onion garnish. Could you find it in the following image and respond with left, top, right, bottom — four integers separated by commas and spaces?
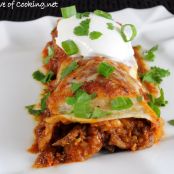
26, 92, 50, 116
148, 101, 160, 117
107, 22, 114, 30
25, 105, 42, 116
111, 97, 133, 110
120, 24, 137, 42
97, 62, 115, 78
144, 45, 158, 61
61, 61, 78, 79
61, 40, 79, 56
141, 66, 170, 84
89, 31, 102, 40
91, 107, 111, 118
94, 10, 112, 19
76, 12, 90, 19
66, 96, 76, 105
61, 5, 77, 18
32, 70, 54, 84
148, 88, 168, 107
71, 82, 83, 93
43, 46, 54, 64
73, 19, 90, 36
73, 91, 93, 118
40, 92, 50, 111
147, 88, 168, 117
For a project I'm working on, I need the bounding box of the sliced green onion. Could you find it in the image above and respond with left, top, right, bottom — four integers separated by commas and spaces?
94, 10, 112, 19
71, 82, 83, 93
73, 91, 93, 118
97, 62, 115, 78
91, 107, 111, 118
120, 24, 137, 42
66, 97, 76, 105
61, 61, 78, 79
40, 92, 50, 111
111, 97, 133, 110
61, 40, 79, 56
43, 46, 54, 64
61, 5, 77, 18
73, 100, 93, 118
73, 19, 90, 36
148, 102, 160, 117
89, 31, 102, 40
107, 22, 114, 30
76, 12, 90, 19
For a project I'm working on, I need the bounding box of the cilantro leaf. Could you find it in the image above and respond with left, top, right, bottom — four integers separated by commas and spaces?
144, 45, 158, 61
148, 101, 161, 117
43, 46, 54, 64
71, 82, 83, 93
111, 97, 133, 110
91, 107, 111, 118
26, 92, 50, 116
40, 92, 50, 111
107, 22, 114, 30
66, 97, 76, 105
32, 70, 54, 84
154, 88, 168, 107
25, 105, 42, 116
147, 88, 168, 117
73, 19, 90, 36
141, 66, 170, 84
89, 31, 102, 40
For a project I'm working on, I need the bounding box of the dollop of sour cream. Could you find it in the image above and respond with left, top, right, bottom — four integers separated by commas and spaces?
56, 13, 137, 77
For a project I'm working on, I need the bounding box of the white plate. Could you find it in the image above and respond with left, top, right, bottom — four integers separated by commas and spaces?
0, 6, 174, 174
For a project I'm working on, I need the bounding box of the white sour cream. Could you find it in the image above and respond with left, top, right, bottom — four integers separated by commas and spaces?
56, 13, 137, 76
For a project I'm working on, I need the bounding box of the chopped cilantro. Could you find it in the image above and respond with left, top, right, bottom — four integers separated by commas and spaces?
71, 82, 83, 93
32, 70, 54, 84
148, 101, 161, 117
73, 18, 90, 36
107, 22, 114, 30
26, 92, 50, 116
91, 107, 111, 118
141, 66, 170, 84
144, 45, 158, 61
89, 31, 102, 40
111, 97, 133, 110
